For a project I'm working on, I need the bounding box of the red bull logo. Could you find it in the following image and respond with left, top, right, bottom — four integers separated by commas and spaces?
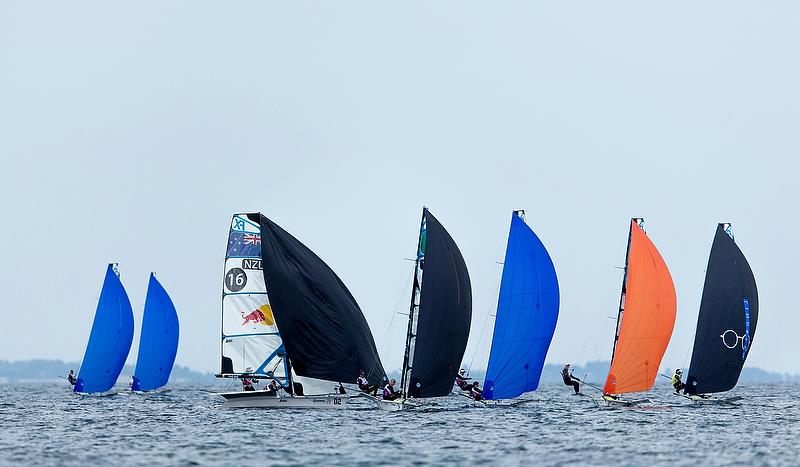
241, 304, 275, 326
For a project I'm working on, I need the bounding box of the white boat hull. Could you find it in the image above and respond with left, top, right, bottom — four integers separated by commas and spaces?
601, 395, 652, 406
219, 391, 349, 409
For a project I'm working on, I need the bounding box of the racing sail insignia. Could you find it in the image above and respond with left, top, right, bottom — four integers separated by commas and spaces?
132, 273, 180, 391
603, 219, 677, 395
482, 211, 559, 401
401, 208, 472, 399
75, 264, 135, 393
217, 213, 385, 389
685, 223, 758, 395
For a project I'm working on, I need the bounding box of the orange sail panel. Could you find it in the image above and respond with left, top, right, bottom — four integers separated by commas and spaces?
603, 220, 676, 395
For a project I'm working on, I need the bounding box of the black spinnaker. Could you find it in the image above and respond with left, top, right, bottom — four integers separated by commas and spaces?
255, 214, 386, 386
685, 224, 758, 395
403, 208, 472, 398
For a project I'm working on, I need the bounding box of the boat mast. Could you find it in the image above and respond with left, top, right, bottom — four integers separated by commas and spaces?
610, 218, 643, 363
400, 208, 427, 398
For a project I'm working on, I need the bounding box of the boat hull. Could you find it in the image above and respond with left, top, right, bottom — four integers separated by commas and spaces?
219, 392, 349, 409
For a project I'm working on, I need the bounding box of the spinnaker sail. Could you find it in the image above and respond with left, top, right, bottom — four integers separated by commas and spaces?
132, 273, 179, 391
482, 211, 559, 401
603, 219, 676, 395
401, 208, 472, 399
685, 223, 758, 395
75, 264, 134, 393
258, 214, 385, 386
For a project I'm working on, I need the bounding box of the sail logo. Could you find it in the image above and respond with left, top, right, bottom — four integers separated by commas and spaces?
241, 304, 275, 327
719, 298, 751, 360
242, 259, 262, 270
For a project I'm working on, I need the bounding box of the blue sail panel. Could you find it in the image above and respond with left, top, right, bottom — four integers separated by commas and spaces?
482, 214, 559, 400
75, 264, 135, 393
132, 274, 180, 391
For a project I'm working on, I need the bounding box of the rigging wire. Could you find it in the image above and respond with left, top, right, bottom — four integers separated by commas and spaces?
466, 264, 503, 376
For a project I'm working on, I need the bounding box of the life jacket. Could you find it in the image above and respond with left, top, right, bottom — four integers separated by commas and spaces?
470, 387, 482, 400
383, 384, 394, 398
561, 368, 571, 383
357, 376, 369, 389
672, 373, 682, 387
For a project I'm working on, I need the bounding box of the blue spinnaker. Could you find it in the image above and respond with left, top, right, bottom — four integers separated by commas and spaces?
482, 214, 559, 400
75, 264, 134, 393
132, 274, 179, 391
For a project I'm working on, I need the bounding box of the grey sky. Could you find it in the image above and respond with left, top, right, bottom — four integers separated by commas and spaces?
1, 2, 796, 375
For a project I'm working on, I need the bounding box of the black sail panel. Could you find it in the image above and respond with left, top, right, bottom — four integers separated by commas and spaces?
408, 209, 472, 398
255, 214, 386, 386
686, 224, 758, 395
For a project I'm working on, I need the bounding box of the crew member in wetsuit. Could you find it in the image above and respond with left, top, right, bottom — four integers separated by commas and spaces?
382, 379, 401, 401
469, 381, 483, 401
455, 368, 471, 391
67, 370, 76, 386
356, 370, 378, 395
561, 364, 581, 395
672, 369, 685, 393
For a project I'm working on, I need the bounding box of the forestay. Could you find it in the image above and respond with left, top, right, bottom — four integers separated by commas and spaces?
132, 273, 180, 391
686, 224, 758, 395
75, 264, 134, 393
482, 212, 559, 401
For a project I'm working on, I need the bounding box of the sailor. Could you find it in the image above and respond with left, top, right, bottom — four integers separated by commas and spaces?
357, 370, 378, 395
672, 369, 685, 393
241, 376, 256, 391
469, 381, 483, 401
67, 370, 76, 386
264, 380, 280, 396
455, 368, 471, 391
561, 364, 581, 395
382, 379, 401, 401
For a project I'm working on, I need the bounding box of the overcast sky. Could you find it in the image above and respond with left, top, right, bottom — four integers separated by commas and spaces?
1, 2, 797, 376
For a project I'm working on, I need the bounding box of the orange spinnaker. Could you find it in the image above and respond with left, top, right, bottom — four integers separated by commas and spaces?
603, 220, 676, 395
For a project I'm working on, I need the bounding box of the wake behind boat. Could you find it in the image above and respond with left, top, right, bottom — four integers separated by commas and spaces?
215, 213, 386, 409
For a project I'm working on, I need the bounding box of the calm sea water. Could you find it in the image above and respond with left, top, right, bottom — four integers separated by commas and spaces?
1, 382, 798, 466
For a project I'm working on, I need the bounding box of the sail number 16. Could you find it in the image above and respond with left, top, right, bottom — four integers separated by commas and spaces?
226, 268, 247, 292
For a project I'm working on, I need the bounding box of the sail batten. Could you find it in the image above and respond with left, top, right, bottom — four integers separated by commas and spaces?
132, 274, 179, 391
686, 224, 758, 395
482, 212, 559, 400
402, 208, 472, 399
75, 264, 135, 393
603, 219, 676, 395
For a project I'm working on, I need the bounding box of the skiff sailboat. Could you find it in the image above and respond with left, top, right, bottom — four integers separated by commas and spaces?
216, 213, 385, 409
681, 223, 758, 404
131, 273, 179, 392
600, 219, 676, 406
74, 264, 135, 394
377, 207, 472, 411
479, 210, 559, 404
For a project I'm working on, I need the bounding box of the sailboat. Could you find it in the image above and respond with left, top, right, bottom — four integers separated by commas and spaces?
480, 210, 559, 404
377, 207, 472, 411
600, 218, 676, 406
216, 213, 385, 408
681, 223, 758, 404
74, 264, 135, 394
131, 273, 180, 392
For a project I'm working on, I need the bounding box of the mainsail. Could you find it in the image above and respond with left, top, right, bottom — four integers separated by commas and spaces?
685, 224, 758, 395
603, 219, 676, 395
401, 208, 472, 398
75, 264, 134, 393
220, 214, 287, 383
257, 214, 385, 386
482, 211, 559, 401
132, 273, 180, 391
